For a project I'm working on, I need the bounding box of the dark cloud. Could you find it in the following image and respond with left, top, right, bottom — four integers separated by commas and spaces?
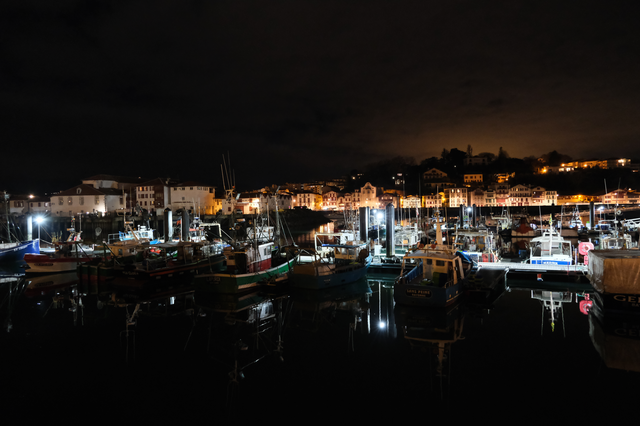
2, 0, 640, 193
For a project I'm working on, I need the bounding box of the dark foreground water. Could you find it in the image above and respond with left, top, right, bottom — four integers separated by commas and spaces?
2, 266, 638, 424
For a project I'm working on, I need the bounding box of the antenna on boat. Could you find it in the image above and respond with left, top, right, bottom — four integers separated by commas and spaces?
3, 190, 11, 243
435, 208, 443, 246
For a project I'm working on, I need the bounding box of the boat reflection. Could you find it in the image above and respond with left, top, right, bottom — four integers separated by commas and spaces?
1, 276, 26, 332
0, 261, 26, 283
194, 288, 289, 417
394, 301, 466, 399
288, 277, 372, 352
506, 275, 594, 336
24, 271, 78, 298
589, 300, 640, 373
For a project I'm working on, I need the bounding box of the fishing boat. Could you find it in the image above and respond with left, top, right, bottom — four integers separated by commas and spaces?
529, 227, 573, 266
104, 222, 159, 261
0, 239, 40, 263
453, 227, 499, 264
107, 222, 158, 245
289, 241, 372, 290
194, 157, 299, 294
394, 222, 425, 255
1, 190, 41, 263
194, 241, 298, 294
394, 219, 472, 307
108, 240, 226, 291
23, 241, 94, 273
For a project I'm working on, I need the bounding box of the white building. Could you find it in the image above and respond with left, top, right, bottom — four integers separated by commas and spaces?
169, 182, 216, 215
228, 192, 293, 214
445, 188, 468, 208
531, 186, 558, 206
509, 184, 531, 207
51, 184, 126, 217
293, 191, 322, 210
6, 194, 51, 216
422, 194, 442, 209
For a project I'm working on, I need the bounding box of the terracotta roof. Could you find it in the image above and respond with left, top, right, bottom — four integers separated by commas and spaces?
83, 174, 150, 183
56, 184, 122, 196
169, 181, 216, 188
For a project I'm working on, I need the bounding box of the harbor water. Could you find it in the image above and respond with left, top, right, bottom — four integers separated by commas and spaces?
2, 264, 639, 424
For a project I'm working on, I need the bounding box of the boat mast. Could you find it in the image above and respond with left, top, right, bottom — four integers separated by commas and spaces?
274, 186, 281, 248
3, 190, 10, 243
435, 208, 443, 246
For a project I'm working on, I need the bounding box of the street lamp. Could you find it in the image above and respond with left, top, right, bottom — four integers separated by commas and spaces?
35, 216, 44, 240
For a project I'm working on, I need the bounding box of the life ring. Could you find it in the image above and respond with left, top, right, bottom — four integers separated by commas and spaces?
579, 299, 593, 315
578, 241, 594, 256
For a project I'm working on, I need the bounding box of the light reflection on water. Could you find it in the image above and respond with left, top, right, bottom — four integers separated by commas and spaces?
1, 268, 639, 421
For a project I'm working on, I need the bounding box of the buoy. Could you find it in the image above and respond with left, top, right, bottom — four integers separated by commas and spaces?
578, 241, 594, 256
579, 299, 593, 315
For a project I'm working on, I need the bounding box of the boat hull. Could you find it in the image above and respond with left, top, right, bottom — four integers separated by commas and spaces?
288, 256, 371, 290
194, 256, 297, 294
394, 281, 463, 307
111, 255, 226, 289
24, 253, 92, 273
0, 240, 40, 263
79, 261, 117, 284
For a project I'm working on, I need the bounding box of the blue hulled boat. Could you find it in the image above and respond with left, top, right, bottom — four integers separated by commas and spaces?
0, 239, 40, 263
394, 219, 473, 307
289, 242, 372, 290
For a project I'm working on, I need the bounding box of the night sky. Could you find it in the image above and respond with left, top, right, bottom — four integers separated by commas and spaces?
2, 1, 640, 194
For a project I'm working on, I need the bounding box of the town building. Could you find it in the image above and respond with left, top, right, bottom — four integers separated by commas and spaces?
168, 182, 217, 215
293, 191, 322, 210
530, 186, 558, 206
378, 192, 399, 209
508, 184, 531, 207
51, 184, 126, 217
6, 194, 51, 216
134, 178, 174, 215
489, 183, 510, 206
601, 189, 640, 206
444, 188, 468, 208
422, 194, 443, 209
464, 174, 483, 185
401, 195, 421, 209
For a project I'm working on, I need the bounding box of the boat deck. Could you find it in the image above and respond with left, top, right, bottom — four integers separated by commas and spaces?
477, 261, 587, 273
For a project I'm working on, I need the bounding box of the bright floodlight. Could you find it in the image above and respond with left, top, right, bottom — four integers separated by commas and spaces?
377, 213, 383, 220
35, 216, 44, 224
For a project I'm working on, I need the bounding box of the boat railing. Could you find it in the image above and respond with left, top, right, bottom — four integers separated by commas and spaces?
401, 262, 423, 284
141, 257, 169, 271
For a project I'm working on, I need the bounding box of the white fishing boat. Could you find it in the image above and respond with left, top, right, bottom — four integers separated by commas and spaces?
453, 227, 499, 264
529, 227, 574, 266
24, 241, 94, 273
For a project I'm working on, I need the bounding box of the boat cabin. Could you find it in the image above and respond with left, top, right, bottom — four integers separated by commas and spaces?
529, 229, 573, 265
224, 242, 274, 274
324, 242, 368, 263
398, 248, 467, 289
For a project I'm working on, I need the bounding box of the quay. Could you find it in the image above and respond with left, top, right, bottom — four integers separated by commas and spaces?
477, 261, 588, 274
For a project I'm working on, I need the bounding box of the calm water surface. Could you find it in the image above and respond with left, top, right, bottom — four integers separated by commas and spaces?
2, 264, 638, 424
